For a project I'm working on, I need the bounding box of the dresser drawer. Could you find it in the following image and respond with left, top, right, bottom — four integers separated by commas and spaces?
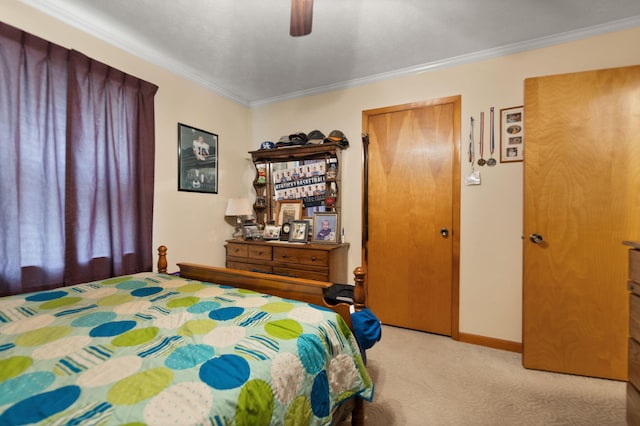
273, 267, 328, 282
227, 261, 273, 275
273, 247, 300, 263
298, 249, 329, 267
630, 249, 640, 284
631, 338, 640, 388
628, 382, 640, 426
273, 247, 329, 266
227, 243, 248, 258
631, 294, 640, 342
248, 245, 272, 260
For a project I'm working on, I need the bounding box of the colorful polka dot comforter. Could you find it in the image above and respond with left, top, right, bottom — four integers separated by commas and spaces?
0, 272, 373, 425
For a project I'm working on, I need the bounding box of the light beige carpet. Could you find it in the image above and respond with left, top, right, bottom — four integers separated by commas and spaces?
343, 325, 625, 426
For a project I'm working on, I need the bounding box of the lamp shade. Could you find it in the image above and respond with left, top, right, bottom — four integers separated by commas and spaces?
225, 198, 253, 217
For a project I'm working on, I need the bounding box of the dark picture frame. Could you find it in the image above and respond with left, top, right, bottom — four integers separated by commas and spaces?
312, 212, 339, 243
289, 220, 309, 243
242, 224, 259, 240
178, 123, 218, 193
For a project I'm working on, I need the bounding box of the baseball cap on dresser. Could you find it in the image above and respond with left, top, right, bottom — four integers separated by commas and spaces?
289, 132, 308, 145
275, 135, 293, 148
324, 130, 349, 148
259, 141, 275, 150
306, 130, 325, 144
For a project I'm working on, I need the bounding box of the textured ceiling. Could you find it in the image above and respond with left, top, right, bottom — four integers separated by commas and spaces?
21, 0, 640, 106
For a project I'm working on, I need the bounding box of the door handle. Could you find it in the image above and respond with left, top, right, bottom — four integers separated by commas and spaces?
440, 228, 449, 238
529, 233, 544, 244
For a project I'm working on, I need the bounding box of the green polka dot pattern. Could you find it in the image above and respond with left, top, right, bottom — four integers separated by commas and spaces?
0, 272, 373, 425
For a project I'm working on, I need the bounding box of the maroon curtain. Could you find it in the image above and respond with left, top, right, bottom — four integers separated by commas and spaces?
0, 22, 158, 295
64, 51, 157, 285
0, 23, 69, 295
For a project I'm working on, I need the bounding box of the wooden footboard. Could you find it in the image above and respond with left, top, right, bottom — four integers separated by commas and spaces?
156, 245, 368, 425
157, 245, 365, 327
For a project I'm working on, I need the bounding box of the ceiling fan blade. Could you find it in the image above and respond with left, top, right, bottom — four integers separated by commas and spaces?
290, 0, 313, 37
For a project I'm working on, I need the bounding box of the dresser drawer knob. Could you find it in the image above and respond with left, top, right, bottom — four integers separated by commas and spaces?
311, 256, 317, 261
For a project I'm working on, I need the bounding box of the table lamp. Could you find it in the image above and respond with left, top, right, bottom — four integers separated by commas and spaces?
225, 198, 253, 238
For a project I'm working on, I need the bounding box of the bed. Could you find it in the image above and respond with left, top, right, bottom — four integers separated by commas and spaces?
0, 246, 372, 425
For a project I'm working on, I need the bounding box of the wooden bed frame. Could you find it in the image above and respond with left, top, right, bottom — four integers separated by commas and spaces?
156, 245, 368, 425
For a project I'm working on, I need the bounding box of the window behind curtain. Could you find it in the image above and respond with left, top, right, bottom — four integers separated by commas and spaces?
0, 22, 158, 296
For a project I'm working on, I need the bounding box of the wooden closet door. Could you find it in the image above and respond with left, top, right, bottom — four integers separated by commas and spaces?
363, 97, 460, 335
523, 65, 640, 380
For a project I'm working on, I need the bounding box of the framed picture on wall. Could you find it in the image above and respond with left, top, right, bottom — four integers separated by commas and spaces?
500, 106, 524, 163
178, 123, 218, 193
312, 212, 339, 243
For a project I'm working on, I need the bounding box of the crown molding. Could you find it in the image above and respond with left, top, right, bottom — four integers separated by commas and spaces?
19, 0, 640, 109
19, 0, 250, 106
250, 15, 640, 107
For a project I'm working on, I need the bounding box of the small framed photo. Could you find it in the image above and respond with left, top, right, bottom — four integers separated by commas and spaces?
289, 220, 309, 243
312, 212, 339, 243
263, 224, 281, 240
500, 106, 524, 163
242, 224, 259, 240
178, 123, 218, 193
303, 216, 314, 240
275, 200, 303, 225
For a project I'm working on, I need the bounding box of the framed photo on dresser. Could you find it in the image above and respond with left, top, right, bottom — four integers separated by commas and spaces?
312, 212, 339, 243
289, 220, 309, 243
242, 223, 259, 240
263, 224, 281, 240
275, 200, 303, 225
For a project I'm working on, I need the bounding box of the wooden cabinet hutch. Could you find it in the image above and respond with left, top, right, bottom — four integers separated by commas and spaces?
225, 141, 349, 283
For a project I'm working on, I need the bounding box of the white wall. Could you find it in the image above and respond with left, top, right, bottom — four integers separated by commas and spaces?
3, 0, 640, 343
251, 27, 640, 343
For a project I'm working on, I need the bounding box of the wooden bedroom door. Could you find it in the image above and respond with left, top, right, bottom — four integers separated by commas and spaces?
362, 96, 460, 336
523, 65, 640, 380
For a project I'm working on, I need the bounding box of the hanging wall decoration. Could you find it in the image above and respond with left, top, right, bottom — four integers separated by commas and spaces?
272, 160, 326, 207
500, 106, 524, 163
178, 123, 218, 193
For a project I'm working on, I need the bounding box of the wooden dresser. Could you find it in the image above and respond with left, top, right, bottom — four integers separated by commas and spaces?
626, 241, 640, 425
225, 239, 349, 283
